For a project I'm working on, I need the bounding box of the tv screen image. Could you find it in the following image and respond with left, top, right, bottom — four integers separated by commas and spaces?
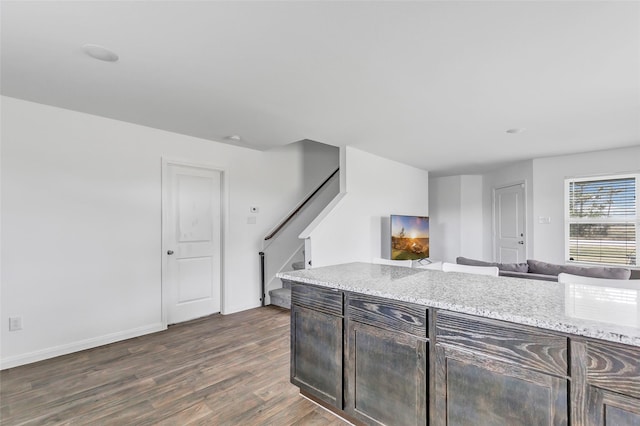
390, 215, 429, 260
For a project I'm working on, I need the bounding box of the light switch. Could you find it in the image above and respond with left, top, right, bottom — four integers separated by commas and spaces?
247, 216, 256, 224
538, 216, 551, 224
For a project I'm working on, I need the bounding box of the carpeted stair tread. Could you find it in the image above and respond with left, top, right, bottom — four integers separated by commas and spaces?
269, 287, 291, 309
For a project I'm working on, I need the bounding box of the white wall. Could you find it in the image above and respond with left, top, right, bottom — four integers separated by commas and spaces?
482, 160, 534, 261
301, 140, 340, 192
0, 97, 332, 368
429, 175, 483, 263
306, 146, 429, 268
460, 175, 484, 259
532, 146, 640, 264
429, 176, 461, 263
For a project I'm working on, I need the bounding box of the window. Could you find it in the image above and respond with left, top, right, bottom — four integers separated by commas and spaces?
566, 174, 638, 266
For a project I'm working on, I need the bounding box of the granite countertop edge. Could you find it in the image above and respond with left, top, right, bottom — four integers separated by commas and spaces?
277, 264, 640, 347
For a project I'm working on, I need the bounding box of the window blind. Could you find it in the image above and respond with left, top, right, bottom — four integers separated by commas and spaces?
567, 176, 637, 266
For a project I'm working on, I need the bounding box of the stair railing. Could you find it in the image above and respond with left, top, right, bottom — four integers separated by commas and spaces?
263, 168, 339, 243
259, 167, 339, 306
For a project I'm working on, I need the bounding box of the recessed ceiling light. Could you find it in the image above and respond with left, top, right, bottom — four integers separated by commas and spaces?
506, 128, 526, 134
226, 135, 242, 142
82, 44, 119, 62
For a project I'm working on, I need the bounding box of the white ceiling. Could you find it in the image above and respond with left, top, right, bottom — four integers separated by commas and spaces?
2, 1, 639, 176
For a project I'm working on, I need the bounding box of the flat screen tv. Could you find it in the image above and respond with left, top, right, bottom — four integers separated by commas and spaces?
390, 215, 429, 260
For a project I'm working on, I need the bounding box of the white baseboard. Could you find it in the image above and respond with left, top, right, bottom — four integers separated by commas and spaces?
0, 323, 166, 370
221, 301, 263, 315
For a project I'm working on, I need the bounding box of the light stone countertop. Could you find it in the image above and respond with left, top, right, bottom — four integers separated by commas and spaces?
277, 262, 640, 347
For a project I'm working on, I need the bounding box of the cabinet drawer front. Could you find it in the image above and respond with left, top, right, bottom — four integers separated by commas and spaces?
291, 283, 343, 316
347, 293, 427, 337
586, 341, 640, 399
436, 311, 568, 377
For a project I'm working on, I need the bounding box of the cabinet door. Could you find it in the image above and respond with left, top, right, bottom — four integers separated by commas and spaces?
581, 341, 640, 425
346, 320, 427, 426
290, 304, 343, 408
587, 388, 640, 425
434, 345, 568, 426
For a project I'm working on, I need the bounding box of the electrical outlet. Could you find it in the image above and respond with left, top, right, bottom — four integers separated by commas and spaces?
9, 317, 22, 331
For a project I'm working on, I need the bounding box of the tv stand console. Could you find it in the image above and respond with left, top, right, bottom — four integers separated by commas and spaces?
279, 262, 640, 425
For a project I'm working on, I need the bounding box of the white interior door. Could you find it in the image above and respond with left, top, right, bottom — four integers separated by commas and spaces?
494, 183, 526, 263
164, 162, 221, 325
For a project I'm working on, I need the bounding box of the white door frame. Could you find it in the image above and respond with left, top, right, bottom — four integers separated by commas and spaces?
492, 181, 527, 262
161, 158, 228, 327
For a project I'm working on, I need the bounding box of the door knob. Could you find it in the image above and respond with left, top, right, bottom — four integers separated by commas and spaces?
167, 250, 174, 255
518, 241, 524, 245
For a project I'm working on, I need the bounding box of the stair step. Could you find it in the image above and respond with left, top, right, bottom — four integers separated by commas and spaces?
269, 288, 291, 309
292, 261, 305, 270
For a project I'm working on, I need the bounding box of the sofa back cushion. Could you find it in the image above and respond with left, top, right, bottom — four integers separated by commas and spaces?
456, 256, 528, 273
527, 259, 630, 280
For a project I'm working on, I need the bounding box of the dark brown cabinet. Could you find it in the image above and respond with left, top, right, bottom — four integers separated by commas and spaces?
290, 283, 343, 409
288, 281, 640, 426
434, 311, 569, 425
345, 294, 428, 425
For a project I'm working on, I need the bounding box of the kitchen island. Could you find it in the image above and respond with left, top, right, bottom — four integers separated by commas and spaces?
277, 262, 640, 426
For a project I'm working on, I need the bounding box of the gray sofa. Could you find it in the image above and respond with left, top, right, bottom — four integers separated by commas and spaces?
456, 257, 636, 281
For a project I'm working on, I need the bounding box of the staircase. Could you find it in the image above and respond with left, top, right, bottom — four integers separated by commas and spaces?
260, 167, 339, 308
269, 260, 305, 309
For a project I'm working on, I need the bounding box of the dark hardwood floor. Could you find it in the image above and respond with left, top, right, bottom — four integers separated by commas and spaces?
0, 306, 349, 425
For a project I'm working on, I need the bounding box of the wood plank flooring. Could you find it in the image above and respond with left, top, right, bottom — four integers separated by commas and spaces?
0, 306, 349, 425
